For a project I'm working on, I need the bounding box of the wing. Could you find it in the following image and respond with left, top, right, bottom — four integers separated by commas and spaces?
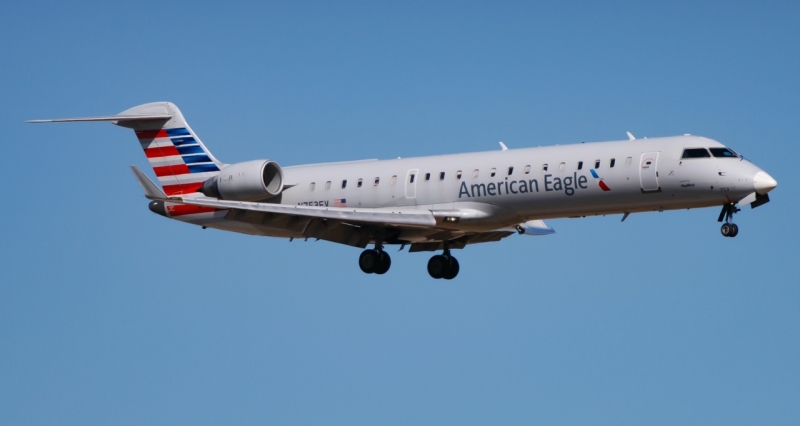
173, 195, 440, 248
178, 197, 437, 227
132, 168, 553, 249
173, 196, 554, 249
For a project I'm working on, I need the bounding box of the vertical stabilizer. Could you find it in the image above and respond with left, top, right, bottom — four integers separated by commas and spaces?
114, 102, 224, 196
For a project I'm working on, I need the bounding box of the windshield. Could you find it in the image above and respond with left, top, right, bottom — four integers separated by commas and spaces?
681, 148, 711, 159
709, 147, 739, 158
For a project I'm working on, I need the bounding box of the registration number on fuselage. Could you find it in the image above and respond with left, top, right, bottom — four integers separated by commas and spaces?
298, 200, 329, 206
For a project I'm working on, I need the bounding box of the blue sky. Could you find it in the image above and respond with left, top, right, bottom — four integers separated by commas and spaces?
1, 1, 798, 424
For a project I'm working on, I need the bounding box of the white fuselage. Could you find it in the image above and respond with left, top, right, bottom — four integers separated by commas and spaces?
183, 135, 769, 239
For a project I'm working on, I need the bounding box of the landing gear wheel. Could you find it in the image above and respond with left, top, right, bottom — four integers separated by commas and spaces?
375, 251, 391, 275
718, 204, 741, 238
359, 249, 380, 274
442, 256, 460, 280
427, 255, 448, 279
721, 223, 733, 237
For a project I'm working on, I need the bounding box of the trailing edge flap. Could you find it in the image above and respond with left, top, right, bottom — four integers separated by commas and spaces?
130, 165, 168, 200
176, 197, 438, 227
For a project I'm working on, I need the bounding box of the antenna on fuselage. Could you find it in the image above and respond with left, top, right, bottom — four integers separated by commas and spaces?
499, 141, 508, 151
626, 132, 635, 140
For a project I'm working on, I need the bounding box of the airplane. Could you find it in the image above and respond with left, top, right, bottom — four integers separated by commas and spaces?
29, 102, 778, 279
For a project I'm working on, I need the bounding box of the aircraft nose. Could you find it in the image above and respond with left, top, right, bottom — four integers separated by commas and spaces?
753, 171, 777, 194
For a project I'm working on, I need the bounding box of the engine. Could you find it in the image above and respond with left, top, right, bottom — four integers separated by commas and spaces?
201, 159, 284, 201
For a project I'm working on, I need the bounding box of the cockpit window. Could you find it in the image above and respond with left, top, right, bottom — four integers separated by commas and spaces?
709, 148, 738, 158
681, 148, 711, 159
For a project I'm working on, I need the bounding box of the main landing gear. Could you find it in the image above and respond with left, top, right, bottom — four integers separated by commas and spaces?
359, 246, 391, 274
357, 244, 460, 279
717, 203, 740, 238
427, 248, 460, 280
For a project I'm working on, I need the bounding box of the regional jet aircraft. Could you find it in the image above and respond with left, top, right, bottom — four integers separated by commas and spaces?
30, 102, 777, 279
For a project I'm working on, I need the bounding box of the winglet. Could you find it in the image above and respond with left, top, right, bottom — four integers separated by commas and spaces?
626, 131, 635, 140
499, 141, 509, 151
130, 165, 168, 200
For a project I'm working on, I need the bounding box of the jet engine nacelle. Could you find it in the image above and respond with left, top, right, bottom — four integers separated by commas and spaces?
201, 159, 284, 201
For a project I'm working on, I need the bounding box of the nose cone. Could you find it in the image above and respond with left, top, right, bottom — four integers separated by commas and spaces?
754, 171, 777, 194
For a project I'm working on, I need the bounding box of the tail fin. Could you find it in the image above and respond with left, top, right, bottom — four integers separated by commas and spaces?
29, 102, 224, 196
115, 102, 223, 196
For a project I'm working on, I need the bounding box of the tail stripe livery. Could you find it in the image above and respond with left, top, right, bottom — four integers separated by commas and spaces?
136, 126, 221, 196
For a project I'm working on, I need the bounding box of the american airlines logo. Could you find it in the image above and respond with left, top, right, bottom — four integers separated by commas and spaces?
458, 171, 609, 199
590, 169, 611, 191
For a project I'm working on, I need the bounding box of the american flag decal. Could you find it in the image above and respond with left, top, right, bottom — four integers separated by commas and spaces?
334, 198, 347, 207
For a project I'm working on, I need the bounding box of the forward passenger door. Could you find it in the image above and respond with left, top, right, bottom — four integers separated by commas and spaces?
639, 152, 660, 192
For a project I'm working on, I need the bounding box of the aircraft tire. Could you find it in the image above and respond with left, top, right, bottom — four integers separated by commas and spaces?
427, 255, 447, 279
375, 251, 391, 275
730, 224, 739, 237
442, 256, 459, 280
359, 249, 380, 274
721, 223, 732, 237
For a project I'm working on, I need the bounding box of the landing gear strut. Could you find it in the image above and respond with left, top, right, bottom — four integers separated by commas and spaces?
717, 203, 740, 238
359, 244, 391, 274
427, 247, 459, 280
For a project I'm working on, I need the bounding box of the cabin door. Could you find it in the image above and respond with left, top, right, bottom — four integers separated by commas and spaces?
639, 152, 660, 192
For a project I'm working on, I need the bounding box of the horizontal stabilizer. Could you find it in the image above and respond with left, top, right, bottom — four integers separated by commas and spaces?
131, 165, 168, 200
27, 114, 172, 123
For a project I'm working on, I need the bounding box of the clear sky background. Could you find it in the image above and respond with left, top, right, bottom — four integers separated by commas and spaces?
1, 1, 798, 424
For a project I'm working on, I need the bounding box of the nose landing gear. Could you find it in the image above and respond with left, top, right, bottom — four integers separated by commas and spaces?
720, 222, 739, 237
717, 203, 740, 238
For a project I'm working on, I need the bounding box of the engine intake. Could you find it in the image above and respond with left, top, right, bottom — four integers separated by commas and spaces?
201, 159, 284, 201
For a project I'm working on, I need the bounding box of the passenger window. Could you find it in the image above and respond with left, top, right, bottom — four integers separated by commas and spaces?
342, 180, 347, 189
456, 170, 462, 180
558, 163, 565, 172
409, 174, 415, 183
309, 182, 315, 191
542, 164, 548, 172
473, 169, 479, 178
610, 158, 616, 168
490, 168, 496, 177
374, 177, 380, 186
524, 165, 531, 174
425, 173, 431, 181
577, 161, 583, 170
682, 148, 711, 158
709, 148, 738, 158
357, 178, 363, 188
508, 166, 514, 175
594, 160, 600, 169
625, 157, 632, 167
390, 175, 397, 185
439, 172, 445, 180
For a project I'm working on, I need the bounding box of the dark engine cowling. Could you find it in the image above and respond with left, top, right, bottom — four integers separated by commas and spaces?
201, 159, 284, 201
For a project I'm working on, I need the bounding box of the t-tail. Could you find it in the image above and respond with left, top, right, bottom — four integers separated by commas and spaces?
28, 102, 224, 197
